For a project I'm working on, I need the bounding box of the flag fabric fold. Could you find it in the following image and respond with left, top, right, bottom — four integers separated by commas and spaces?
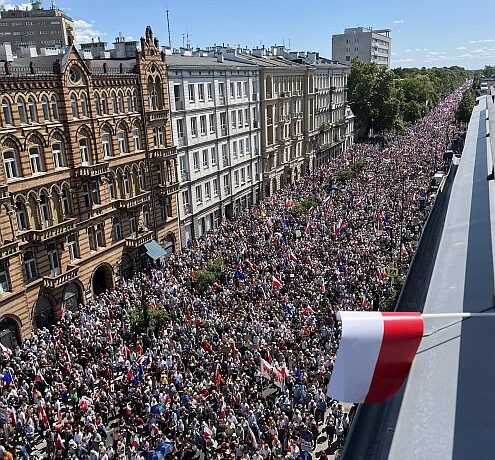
327, 311, 423, 403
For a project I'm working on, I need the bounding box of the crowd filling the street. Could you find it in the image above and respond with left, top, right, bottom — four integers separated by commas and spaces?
0, 81, 470, 460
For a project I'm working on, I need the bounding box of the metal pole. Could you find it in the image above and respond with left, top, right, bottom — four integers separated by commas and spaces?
141, 278, 149, 329
166, 9, 172, 48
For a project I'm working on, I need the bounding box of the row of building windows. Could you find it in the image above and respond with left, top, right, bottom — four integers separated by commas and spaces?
1, 123, 149, 181
0, 89, 141, 128
176, 108, 257, 139
181, 164, 253, 213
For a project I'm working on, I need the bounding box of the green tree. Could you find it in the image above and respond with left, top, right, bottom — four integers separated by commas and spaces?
348, 60, 402, 137
455, 88, 476, 124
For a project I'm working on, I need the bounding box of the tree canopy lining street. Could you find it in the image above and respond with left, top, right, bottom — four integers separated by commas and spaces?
348, 60, 469, 137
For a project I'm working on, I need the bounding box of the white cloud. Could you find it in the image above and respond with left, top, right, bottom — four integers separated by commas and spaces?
427, 51, 446, 56
469, 38, 495, 43
455, 46, 467, 50
73, 19, 105, 44
393, 19, 405, 24
414, 48, 429, 51
394, 58, 415, 63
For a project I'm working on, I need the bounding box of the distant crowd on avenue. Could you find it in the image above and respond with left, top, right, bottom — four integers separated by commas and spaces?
0, 82, 469, 459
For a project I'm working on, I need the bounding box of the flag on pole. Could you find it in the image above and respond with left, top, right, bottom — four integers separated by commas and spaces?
327, 311, 423, 403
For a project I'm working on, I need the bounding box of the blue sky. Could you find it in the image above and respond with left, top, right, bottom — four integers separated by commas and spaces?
3, 0, 495, 69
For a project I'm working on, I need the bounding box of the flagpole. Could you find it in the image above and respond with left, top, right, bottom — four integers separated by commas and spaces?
422, 313, 495, 318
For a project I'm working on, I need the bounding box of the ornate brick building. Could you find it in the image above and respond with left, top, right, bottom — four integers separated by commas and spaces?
0, 26, 179, 345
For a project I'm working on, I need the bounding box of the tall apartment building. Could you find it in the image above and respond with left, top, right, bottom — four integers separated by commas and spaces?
0, 26, 179, 346
310, 56, 354, 166
223, 46, 317, 196
167, 53, 261, 244
0, 1, 74, 53
191, 45, 353, 196
332, 27, 391, 68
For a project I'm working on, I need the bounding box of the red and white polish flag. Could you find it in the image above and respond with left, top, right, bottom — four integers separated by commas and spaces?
327, 311, 424, 403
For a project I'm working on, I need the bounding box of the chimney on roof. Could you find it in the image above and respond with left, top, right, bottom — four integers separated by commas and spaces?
217, 53, 224, 63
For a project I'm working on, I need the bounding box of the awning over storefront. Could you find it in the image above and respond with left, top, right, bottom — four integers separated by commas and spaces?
144, 240, 167, 261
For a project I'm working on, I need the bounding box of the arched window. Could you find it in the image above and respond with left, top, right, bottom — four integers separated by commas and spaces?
39, 193, 51, 228
15, 201, 28, 231
51, 96, 59, 120
102, 130, 113, 158
61, 188, 71, 216
142, 205, 150, 229
3, 151, 20, 180
111, 92, 117, 113
1, 99, 12, 126
138, 166, 145, 191
126, 92, 132, 112
132, 127, 141, 152
148, 76, 159, 110
155, 75, 163, 109
132, 91, 138, 112
108, 175, 116, 200
117, 130, 128, 155
70, 94, 79, 118
79, 137, 91, 166
123, 173, 130, 197
17, 97, 27, 124
94, 94, 101, 116
52, 140, 65, 169
28, 96, 38, 123
118, 93, 124, 113
41, 96, 50, 121
80, 93, 88, 117
101, 93, 108, 114
28, 144, 44, 174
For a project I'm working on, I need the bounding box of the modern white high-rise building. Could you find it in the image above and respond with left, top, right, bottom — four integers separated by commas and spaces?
166, 51, 262, 245
332, 27, 391, 68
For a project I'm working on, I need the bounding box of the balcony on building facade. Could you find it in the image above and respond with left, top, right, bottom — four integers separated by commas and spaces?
76, 162, 109, 178
157, 180, 180, 195
0, 240, 18, 260
19, 218, 77, 243
151, 147, 176, 160
125, 230, 153, 248
43, 265, 79, 289
146, 109, 170, 123
113, 191, 151, 210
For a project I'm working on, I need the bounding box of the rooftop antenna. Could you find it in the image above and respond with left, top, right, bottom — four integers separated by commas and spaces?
186, 33, 191, 48
51, 0, 56, 9
166, 9, 172, 48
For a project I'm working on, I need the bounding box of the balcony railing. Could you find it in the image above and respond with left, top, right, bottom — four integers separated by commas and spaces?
152, 147, 176, 160
146, 109, 170, 123
125, 230, 153, 248
43, 265, 79, 289
112, 191, 151, 210
0, 241, 18, 259
76, 162, 109, 178
19, 218, 77, 243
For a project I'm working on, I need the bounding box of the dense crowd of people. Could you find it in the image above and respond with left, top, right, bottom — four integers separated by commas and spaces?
0, 82, 469, 460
